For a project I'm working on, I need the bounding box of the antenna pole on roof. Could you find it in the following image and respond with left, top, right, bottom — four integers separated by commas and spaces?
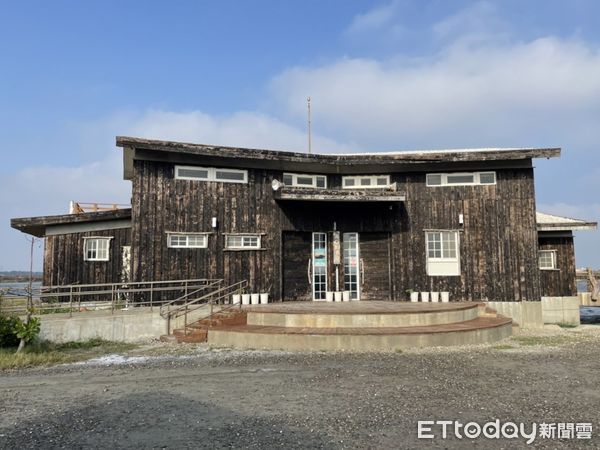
307, 96, 312, 154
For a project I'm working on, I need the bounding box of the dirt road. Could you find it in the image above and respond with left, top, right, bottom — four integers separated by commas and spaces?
1, 329, 599, 449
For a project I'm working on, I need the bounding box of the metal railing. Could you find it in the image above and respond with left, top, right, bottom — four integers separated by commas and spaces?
0, 278, 222, 316
161, 280, 248, 333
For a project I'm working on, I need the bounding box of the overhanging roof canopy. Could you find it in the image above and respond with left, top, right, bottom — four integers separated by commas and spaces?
116, 136, 561, 179
273, 187, 406, 203
536, 212, 597, 231
11, 209, 132, 237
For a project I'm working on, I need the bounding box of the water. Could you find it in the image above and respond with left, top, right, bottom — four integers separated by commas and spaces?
0, 281, 42, 296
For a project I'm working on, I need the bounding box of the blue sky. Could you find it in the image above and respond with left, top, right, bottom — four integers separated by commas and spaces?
2, 0, 600, 271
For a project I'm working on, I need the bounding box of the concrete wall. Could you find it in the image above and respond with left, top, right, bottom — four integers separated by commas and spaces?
487, 298, 581, 327
541, 296, 580, 326
486, 301, 543, 328
37, 305, 214, 343
579, 292, 598, 306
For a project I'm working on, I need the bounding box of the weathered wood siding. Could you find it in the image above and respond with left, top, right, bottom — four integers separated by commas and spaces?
538, 234, 577, 296
43, 228, 131, 286
131, 159, 541, 302
360, 232, 391, 301
282, 231, 312, 301
393, 169, 541, 302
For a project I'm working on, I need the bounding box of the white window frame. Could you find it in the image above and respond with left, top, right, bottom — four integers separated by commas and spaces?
166, 232, 209, 249
342, 175, 391, 189
426, 171, 496, 187
175, 165, 248, 184
425, 230, 461, 276
224, 234, 262, 250
539, 250, 557, 270
83, 237, 112, 261
282, 172, 327, 189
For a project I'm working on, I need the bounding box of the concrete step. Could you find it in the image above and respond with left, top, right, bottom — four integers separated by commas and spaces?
165, 309, 247, 344
207, 316, 513, 352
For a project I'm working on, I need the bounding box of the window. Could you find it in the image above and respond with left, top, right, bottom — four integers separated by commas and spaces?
539, 250, 557, 270
426, 172, 496, 187
342, 175, 391, 189
167, 233, 208, 248
282, 173, 327, 188
175, 166, 247, 184
225, 234, 262, 249
425, 231, 460, 276
84, 237, 111, 261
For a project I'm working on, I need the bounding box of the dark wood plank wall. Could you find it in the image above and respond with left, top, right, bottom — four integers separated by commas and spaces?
394, 169, 541, 301
131, 159, 541, 302
43, 228, 131, 286
282, 231, 312, 300
538, 234, 576, 296
359, 232, 391, 301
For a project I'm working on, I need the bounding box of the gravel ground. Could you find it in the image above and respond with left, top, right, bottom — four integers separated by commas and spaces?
0, 326, 599, 449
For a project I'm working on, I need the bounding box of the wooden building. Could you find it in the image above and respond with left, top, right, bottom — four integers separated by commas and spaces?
536, 212, 597, 297
11, 137, 597, 302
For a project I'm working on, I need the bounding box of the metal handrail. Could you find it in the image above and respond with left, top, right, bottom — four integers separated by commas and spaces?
161, 280, 248, 333
159, 279, 223, 318
164, 280, 247, 321
1, 278, 223, 317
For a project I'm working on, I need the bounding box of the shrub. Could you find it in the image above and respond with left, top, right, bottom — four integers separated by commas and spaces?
0, 315, 21, 348
14, 317, 41, 344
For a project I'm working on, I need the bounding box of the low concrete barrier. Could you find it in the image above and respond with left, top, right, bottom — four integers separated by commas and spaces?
541, 296, 580, 326
578, 292, 598, 306
487, 298, 581, 327
37, 305, 214, 343
486, 301, 543, 329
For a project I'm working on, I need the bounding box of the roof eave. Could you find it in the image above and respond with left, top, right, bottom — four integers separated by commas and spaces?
116, 136, 561, 165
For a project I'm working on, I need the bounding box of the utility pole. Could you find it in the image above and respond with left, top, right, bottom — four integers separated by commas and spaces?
307, 96, 312, 154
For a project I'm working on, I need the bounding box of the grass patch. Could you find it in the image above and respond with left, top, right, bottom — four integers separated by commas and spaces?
557, 323, 578, 329
0, 339, 137, 370
511, 335, 576, 347
492, 344, 514, 350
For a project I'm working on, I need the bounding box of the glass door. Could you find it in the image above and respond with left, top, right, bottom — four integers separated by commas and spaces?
312, 232, 328, 300
343, 233, 360, 300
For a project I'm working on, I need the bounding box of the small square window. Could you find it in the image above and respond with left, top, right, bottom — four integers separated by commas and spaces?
84, 238, 111, 261
479, 172, 496, 184
539, 250, 557, 270
426, 174, 442, 186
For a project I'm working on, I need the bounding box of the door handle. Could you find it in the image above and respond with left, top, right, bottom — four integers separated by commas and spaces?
307, 258, 312, 284
360, 258, 365, 286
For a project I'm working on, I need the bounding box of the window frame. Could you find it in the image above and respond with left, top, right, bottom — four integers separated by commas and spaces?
342, 175, 391, 189
282, 172, 327, 189
175, 165, 248, 184
539, 249, 558, 270
224, 234, 262, 250
83, 237, 112, 261
166, 232, 210, 249
425, 230, 461, 276
426, 171, 497, 187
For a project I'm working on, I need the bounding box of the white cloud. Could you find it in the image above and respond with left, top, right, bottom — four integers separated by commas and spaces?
125, 109, 353, 154
269, 37, 600, 149
3, 109, 352, 270
346, 1, 399, 35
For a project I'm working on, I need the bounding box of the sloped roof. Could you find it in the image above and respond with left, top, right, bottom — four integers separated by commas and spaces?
116, 136, 561, 178
11, 209, 132, 237
536, 212, 597, 231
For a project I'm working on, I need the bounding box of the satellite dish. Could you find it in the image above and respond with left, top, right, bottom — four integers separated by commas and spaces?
272, 179, 283, 191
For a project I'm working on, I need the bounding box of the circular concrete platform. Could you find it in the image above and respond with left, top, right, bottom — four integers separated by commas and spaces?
244, 301, 482, 328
